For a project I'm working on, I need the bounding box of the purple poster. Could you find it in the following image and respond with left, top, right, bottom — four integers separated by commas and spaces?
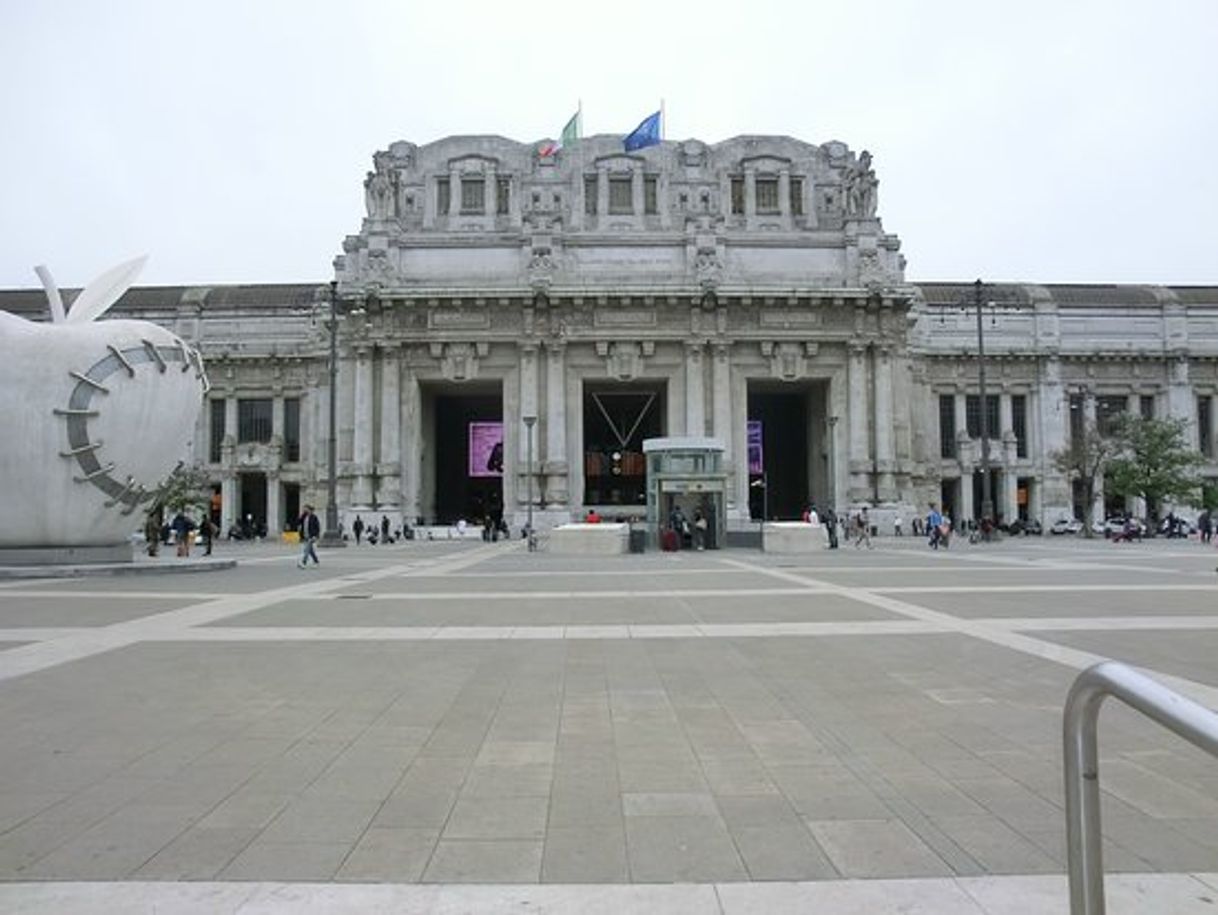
747, 420, 763, 475
468, 422, 504, 478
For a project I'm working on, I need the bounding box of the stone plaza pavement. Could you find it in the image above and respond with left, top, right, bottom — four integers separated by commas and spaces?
0, 536, 1216, 912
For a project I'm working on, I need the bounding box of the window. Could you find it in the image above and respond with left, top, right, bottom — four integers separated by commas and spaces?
1096, 395, 1127, 437
460, 177, 485, 214
1012, 394, 1028, 458
237, 398, 272, 444
1140, 395, 1155, 420
965, 394, 999, 440
730, 177, 744, 214
584, 176, 598, 214
756, 177, 779, 213
1200, 396, 1214, 457
608, 177, 632, 214
939, 394, 956, 458
790, 177, 804, 215
496, 177, 510, 215
436, 177, 450, 215
643, 176, 657, 215
209, 398, 225, 463
284, 397, 301, 463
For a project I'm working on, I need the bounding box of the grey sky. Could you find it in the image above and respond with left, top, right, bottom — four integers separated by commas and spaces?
1, 0, 1214, 289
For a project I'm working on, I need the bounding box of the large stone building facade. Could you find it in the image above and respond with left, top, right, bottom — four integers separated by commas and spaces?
5, 133, 1217, 536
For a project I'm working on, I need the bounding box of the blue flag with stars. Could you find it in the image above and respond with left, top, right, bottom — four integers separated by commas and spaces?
623, 110, 661, 151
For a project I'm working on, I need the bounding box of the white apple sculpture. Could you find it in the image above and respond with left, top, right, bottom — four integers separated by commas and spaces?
0, 257, 210, 552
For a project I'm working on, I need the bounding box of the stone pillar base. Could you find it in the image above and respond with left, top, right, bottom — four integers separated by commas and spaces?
0, 543, 134, 566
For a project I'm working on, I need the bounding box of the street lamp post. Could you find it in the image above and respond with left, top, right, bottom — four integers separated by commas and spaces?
827, 415, 839, 514
523, 414, 537, 551
320, 280, 346, 547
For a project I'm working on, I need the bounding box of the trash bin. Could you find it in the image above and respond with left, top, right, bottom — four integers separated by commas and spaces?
661, 529, 679, 552
629, 527, 646, 553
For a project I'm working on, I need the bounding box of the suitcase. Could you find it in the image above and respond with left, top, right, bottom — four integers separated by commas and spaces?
661, 529, 679, 552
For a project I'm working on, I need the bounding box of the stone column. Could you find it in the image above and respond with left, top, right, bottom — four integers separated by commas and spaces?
632, 166, 643, 217
744, 165, 757, 218
597, 166, 609, 222
712, 344, 734, 510
378, 345, 402, 512
220, 470, 237, 539
959, 471, 975, 526
401, 367, 421, 526
778, 168, 790, 218
954, 391, 967, 453
352, 346, 374, 508
544, 342, 568, 509
484, 164, 496, 217
224, 397, 238, 447
685, 342, 705, 436
266, 471, 281, 536
847, 344, 871, 502
449, 167, 461, 216
518, 344, 539, 511
873, 345, 895, 501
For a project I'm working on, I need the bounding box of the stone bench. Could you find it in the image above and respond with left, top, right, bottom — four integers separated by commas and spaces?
763, 521, 828, 553
548, 522, 629, 555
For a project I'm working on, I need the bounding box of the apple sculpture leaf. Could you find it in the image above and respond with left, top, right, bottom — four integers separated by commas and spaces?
0, 258, 210, 550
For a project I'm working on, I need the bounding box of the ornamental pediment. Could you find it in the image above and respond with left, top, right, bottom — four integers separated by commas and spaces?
592, 153, 646, 171
739, 154, 792, 171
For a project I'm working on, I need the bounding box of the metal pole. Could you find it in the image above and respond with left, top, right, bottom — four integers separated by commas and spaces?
1064, 661, 1218, 914
975, 279, 994, 540
523, 415, 537, 551
321, 280, 344, 547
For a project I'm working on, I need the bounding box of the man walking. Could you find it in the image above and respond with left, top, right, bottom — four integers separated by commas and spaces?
352, 515, 364, 545
298, 504, 321, 568
854, 508, 872, 549
927, 502, 944, 550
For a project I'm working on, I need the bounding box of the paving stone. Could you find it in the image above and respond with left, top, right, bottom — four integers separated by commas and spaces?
422, 839, 543, 883
443, 795, 550, 840
541, 825, 628, 883
624, 816, 747, 882
807, 818, 953, 878
219, 840, 350, 881
333, 827, 438, 882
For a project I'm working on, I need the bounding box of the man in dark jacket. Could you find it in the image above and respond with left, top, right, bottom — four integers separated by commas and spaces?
297, 505, 321, 568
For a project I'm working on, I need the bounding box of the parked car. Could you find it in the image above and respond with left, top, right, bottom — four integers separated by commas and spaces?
1050, 517, 1083, 535
1005, 518, 1043, 536
1158, 515, 1197, 538
1100, 517, 1146, 539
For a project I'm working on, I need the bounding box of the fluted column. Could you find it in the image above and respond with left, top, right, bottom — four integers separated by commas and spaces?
544, 342, 568, 509
848, 344, 871, 502
685, 342, 705, 436
873, 345, 895, 501
266, 471, 281, 536
352, 346, 374, 508
632, 166, 643, 217
378, 345, 401, 512
401, 368, 421, 525
712, 344, 734, 510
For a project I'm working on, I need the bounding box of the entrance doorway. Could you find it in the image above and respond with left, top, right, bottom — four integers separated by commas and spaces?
746, 382, 827, 520
283, 482, 301, 531
239, 472, 267, 536
583, 381, 666, 508
422, 382, 503, 524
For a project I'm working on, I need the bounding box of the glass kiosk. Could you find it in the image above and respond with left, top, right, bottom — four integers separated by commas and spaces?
642, 437, 727, 550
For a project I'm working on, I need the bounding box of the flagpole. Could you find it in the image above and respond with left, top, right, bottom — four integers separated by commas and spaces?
660, 98, 666, 140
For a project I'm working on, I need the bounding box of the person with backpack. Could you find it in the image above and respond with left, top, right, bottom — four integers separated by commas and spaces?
297, 505, 321, 568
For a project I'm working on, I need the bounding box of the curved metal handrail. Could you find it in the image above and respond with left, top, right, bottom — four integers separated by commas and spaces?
1064, 660, 1218, 914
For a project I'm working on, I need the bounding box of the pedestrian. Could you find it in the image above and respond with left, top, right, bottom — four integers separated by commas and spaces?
297, 504, 321, 568
1199, 509, 1212, 544
854, 508, 872, 549
144, 509, 162, 557
893, 515, 903, 536
381, 515, 391, 543
353, 514, 364, 545
201, 516, 214, 556
693, 509, 708, 550
824, 507, 839, 549
670, 505, 688, 550
926, 502, 946, 550
171, 510, 195, 557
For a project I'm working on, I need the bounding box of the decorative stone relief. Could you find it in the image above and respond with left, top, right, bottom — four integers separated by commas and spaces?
761, 341, 819, 381
695, 245, 722, 291
595, 340, 655, 380
429, 341, 490, 381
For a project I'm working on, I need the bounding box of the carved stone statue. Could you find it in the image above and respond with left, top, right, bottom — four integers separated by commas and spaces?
364, 168, 395, 220
844, 150, 879, 219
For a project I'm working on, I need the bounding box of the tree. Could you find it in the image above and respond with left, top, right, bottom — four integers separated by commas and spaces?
1051, 421, 1118, 539
1104, 415, 1203, 523
149, 462, 211, 515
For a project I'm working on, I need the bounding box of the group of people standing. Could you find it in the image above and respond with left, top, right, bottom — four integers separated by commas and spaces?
351, 514, 397, 546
